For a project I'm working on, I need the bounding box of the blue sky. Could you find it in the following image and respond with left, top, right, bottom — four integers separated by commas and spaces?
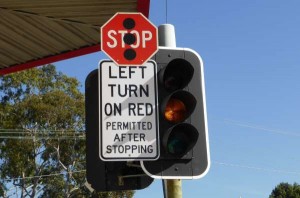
55, 0, 300, 197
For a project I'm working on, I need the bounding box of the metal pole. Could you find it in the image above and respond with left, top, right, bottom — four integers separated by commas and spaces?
158, 24, 176, 48
158, 24, 182, 198
166, 179, 182, 198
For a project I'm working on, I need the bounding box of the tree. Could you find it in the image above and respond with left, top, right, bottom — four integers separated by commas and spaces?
0, 65, 134, 197
269, 182, 300, 198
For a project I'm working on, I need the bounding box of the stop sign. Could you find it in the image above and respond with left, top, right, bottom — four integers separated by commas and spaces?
101, 13, 158, 66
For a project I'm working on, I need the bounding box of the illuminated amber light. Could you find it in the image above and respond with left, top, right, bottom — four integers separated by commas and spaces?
164, 98, 187, 123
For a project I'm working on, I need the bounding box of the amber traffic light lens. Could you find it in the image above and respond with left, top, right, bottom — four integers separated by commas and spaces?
164, 98, 187, 123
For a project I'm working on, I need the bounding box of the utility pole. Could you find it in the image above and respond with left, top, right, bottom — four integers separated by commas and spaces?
158, 24, 182, 198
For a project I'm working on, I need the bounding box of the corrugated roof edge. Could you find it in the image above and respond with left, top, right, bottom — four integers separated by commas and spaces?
0, 0, 150, 75
138, 0, 150, 18
0, 45, 101, 75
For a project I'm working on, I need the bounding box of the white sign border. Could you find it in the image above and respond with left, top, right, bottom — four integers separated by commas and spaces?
98, 60, 160, 161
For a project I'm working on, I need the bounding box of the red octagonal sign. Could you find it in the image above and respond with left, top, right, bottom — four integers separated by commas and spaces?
101, 12, 158, 66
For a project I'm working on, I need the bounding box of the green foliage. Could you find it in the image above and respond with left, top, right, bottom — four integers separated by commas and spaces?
269, 182, 300, 198
0, 181, 5, 197
0, 65, 134, 198
0, 65, 84, 129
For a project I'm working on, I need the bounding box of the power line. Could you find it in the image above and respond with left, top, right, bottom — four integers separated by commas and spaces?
223, 119, 300, 137
0, 129, 85, 139
213, 161, 300, 176
0, 134, 85, 140
3, 161, 300, 182
1, 170, 86, 182
165, 0, 168, 23
0, 129, 85, 133
0, 136, 85, 140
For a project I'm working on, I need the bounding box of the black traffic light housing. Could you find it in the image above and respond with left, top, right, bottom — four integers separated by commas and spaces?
85, 70, 154, 191
141, 47, 210, 179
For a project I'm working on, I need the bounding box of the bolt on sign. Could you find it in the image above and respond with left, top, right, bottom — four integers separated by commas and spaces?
101, 12, 158, 66
98, 60, 159, 161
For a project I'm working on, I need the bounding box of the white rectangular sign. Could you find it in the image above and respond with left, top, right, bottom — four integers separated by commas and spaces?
99, 60, 159, 161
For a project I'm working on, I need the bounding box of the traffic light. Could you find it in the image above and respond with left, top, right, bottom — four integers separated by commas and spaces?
141, 47, 210, 179
85, 70, 154, 191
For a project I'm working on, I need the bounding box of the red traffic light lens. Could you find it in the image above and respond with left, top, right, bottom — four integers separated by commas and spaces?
160, 58, 194, 92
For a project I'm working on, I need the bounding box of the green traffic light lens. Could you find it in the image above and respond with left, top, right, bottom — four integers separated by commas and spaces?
167, 133, 188, 155
164, 123, 199, 156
